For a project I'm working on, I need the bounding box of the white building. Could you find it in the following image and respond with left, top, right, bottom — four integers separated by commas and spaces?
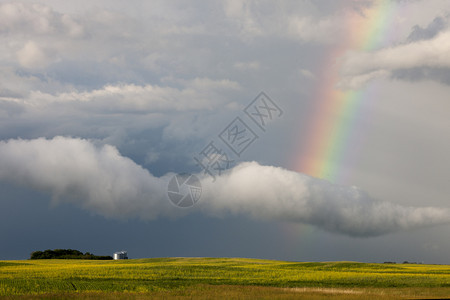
113, 251, 128, 260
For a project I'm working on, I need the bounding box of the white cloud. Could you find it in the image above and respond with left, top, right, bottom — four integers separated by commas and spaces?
233, 61, 261, 71
0, 136, 449, 237
223, 0, 263, 38
340, 30, 450, 88
299, 69, 315, 79
1, 78, 240, 113
201, 162, 450, 237
16, 40, 50, 69
0, 2, 84, 37
288, 14, 346, 44
0, 136, 173, 219
337, 69, 389, 90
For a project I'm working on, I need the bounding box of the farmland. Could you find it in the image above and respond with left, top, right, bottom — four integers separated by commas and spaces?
1, 258, 450, 299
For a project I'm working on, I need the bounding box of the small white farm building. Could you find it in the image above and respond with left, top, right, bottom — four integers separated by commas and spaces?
113, 251, 128, 260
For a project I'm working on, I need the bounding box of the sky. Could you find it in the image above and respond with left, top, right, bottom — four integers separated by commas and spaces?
0, 0, 450, 263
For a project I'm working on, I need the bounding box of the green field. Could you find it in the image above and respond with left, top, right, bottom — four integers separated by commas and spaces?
1, 258, 450, 299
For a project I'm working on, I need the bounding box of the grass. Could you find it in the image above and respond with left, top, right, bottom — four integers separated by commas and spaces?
1, 257, 450, 299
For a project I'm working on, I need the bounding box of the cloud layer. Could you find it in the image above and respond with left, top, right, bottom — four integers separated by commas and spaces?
0, 136, 172, 219
0, 136, 448, 237
340, 20, 450, 88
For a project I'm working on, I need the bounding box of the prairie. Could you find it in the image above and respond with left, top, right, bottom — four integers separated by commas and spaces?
1, 258, 450, 299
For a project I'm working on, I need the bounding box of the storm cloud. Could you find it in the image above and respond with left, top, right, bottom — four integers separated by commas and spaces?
1, 0, 450, 261
0, 136, 448, 237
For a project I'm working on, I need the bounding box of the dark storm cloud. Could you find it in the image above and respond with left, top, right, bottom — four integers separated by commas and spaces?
407, 16, 447, 42
392, 67, 450, 85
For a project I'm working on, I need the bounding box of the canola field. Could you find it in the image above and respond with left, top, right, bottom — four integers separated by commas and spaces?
1, 258, 450, 299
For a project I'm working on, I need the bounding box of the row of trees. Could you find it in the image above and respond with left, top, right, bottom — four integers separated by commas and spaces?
30, 249, 112, 260
384, 261, 423, 264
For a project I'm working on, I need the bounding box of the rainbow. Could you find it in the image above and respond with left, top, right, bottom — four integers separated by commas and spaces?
294, 0, 399, 183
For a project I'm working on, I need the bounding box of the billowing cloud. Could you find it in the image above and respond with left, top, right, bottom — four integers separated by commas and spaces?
0, 136, 172, 219
201, 163, 450, 237
340, 29, 450, 88
14, 79, 240, 112
0, 136, 449, 237
0, 77, 241, 150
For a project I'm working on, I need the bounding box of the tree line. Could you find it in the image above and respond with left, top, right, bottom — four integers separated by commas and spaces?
30, 249, 113, 260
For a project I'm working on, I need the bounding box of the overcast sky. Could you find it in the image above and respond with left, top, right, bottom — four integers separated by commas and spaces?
1, 0, 450, 263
